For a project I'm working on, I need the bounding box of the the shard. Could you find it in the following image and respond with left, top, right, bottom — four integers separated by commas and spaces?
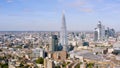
60, 11, 68, 51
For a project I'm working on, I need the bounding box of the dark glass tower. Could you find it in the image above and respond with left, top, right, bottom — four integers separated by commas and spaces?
49, 35, 58, 51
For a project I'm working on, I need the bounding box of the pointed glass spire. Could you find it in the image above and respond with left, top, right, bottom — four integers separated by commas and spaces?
60, 11, 68, 51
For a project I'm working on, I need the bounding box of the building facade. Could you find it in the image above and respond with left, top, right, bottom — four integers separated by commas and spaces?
49, 35, 58, 51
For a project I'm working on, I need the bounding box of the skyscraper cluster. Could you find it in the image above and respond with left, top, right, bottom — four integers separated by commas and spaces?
94, 21, 116, 41
105, 27, 116, 38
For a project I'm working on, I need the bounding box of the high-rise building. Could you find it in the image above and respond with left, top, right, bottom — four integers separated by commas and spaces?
60, 11, 68, 51
49, 35, 58, 51
105, 27, 116, 40
109, 28, 116, 37
97, 21, 105, 41
94, 21, 105, 41
94, 21, 116, 41
94, 28, 99, 41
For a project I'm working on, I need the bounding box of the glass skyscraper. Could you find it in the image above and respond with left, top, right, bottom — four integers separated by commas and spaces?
60, 11, 68, 51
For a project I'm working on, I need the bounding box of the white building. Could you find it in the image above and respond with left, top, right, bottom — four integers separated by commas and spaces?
32, 48, 45, 58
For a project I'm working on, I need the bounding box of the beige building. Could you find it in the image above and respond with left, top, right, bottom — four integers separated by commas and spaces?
48, 51, 67, 61
44, 58, 55, 68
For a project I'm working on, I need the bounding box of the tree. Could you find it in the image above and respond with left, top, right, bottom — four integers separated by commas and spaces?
75, 63, 80, 68
86, 63, 94, 68
62, 62, 69, 68
36, 57, 44, 64
19, 63, 24, 67
55, 66, 61, 68
0, 63, 8, 68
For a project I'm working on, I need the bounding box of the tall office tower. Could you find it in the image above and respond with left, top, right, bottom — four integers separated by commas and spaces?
109, 28, 116, 37
49, 35, 58, 51
105, 27, 110, 39
105, 27, 116, 40
94, 28, 99, 41
97, 21, 105, 41
101, 25, 105, 40
97, 21, 102, 40
60, 11, 68, 51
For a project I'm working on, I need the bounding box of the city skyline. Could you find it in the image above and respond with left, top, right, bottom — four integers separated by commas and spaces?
0, 0, 120, 31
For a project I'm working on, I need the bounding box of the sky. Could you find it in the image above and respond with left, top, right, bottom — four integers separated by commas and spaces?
0, 0, 120, 31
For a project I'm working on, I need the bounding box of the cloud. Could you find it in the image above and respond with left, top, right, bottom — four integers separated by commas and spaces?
68, 2, 85, 7
68, 0, 85, 7
6, 0, 13, 3
80, 8, 93, 13
65, 0, 94, 13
